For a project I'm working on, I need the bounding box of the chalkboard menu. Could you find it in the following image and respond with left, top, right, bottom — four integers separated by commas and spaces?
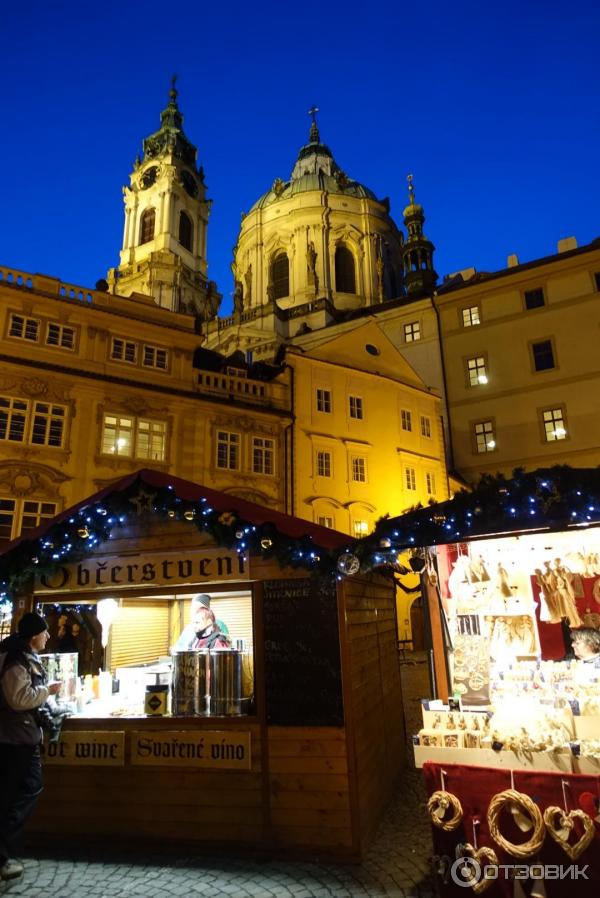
263, 577, 344, 726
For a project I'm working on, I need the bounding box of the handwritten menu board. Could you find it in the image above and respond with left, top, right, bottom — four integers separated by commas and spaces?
263, 577, 344, 726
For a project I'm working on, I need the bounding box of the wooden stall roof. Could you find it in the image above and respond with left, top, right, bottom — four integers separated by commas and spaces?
0, 470, 350, 596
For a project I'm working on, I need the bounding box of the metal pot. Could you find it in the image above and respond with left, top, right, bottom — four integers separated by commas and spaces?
209, 649, 243, 716
172, 650, 209, 716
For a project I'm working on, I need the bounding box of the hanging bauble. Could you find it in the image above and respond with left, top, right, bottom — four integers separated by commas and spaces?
235, 530, 244, 540
260, 538, 273, 550
96, 507, 107, 516
337, 553, 360, 576
379, 537, 391, 548
32, 556, 39, 565
167, 510, 176, 519
183, 510, 195, 521
77, 527, 89, 539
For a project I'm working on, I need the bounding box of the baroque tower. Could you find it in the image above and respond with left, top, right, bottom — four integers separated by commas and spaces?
107, 79, 221, 319
401, 175, 437, 297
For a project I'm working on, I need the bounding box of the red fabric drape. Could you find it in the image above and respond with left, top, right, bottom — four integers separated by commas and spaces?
423, 762, 599, 897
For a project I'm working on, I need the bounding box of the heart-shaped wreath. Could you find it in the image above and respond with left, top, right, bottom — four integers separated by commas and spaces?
543, 806, 595, 860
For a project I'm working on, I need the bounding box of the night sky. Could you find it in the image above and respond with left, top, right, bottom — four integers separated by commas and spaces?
2, 1, 599, 315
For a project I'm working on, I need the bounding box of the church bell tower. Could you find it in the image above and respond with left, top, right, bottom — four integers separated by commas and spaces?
401, 175, 437, 298
107, 79, 220, 319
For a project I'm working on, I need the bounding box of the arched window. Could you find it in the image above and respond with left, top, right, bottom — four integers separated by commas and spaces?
388, 266, 398, 299
335, 245, 356, 294
271, 252, 289, 299
139, 209, 155, 245
179, 211, 193, 251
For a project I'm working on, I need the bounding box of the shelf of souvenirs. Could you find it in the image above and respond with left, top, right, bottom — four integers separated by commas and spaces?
413, 658, 600, 774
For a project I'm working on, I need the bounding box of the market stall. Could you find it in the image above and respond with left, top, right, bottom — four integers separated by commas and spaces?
350, 467, 600, 894
0, 470, 405, 861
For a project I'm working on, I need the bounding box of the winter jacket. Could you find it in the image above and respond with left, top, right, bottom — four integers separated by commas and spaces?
0, 634, 49, 746
173, 624, 231, 652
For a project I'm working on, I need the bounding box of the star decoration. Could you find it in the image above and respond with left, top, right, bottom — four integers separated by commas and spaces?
129, 488, 156, 515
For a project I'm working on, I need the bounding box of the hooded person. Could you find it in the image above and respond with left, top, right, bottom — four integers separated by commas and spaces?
0, 612, 62, 880
173, 595, 231, 652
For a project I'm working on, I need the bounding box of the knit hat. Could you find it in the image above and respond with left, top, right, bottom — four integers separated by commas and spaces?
17, 612, 49, 639
192, 594, 211, 608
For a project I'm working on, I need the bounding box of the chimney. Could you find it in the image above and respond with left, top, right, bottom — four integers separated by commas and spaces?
507, 254, 519, 268
557, 236, 577, 253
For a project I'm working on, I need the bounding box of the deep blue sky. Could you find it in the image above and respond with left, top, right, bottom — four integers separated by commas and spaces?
2, 2, 599, 315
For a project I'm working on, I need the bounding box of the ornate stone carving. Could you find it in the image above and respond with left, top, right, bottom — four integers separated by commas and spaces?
0, 461, 70, 498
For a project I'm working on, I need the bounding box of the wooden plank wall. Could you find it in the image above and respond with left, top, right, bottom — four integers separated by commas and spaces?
266, 725, 354, 856
341, 574, 406, 851
33, 722, 265, 847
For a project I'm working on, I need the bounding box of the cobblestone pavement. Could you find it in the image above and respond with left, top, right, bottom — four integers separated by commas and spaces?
1, 656, 435, 898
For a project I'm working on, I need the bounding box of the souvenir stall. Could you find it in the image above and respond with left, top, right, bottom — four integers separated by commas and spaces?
350, 468, 600, 895
0, 470, 405, 862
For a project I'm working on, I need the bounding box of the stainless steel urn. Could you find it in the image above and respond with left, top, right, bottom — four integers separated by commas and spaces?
209, 649, 243, 716
172, 650, 209, 716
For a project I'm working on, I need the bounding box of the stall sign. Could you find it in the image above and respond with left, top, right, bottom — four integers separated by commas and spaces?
41, 731, 125, 766
34, 549, 250, 593
130, 730, 251, 770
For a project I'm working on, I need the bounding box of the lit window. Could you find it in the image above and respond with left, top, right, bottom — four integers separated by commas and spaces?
102, 414, 133, 456
524, 288, 545, 310
462, 306, 480, 327
318, 515, 334, 529
353, 519, 369, 537
467, 356, 488, 386
351, 456, 367, 483
401, 409, 412, 432
316, 451, 331, 478
349, 396, 363, 419
316, 388, 332, 413
46, 322, 75, 349
0, 396, 65, 448
474, 421, 496, 453
252, 437, 274, 475
542, 408, 567, 442
136, 419, 167, 460
8, 314, 39, 342
0, 498, 57, 541
420, 416, 431, 438
404, 321, 421, 342
31, 403, 66, 447
143, 345, 169, 370
111, 338, 137, 364
405, 467, 416, 491
532, 340, 555, 372
216, 431, 240, 470
426, 472, 436, 495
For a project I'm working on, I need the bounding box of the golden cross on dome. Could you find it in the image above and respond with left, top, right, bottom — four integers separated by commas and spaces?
170, 73, 178, 100
308, 105, 319, 124
407, 173, 415, 204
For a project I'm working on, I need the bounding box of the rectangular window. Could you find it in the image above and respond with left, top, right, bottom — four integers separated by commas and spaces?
351, 456, 367, 482
401, 409, 412, 432
111, 338, 137, 363
474, 420, 496, 453
462, 306, 481, 327
252, 437, 274, 475
316, 388, 332, 413
46, 322, 75, 349
143, 345, 169, 370
532, 339, 555, 372
349, 395, 363, 419
8, 314, 40, 342
420, 415, 432, 438
30, 402, 66, 447
405, 467, 417, 491
542, 407, 567, 442
102, 414, 133, 456
353, 520, 369, 537
0, 397, 29, 443
467, 356, 488, 386
318, 515, 334, 529
316, 450, 332, 478
404, 321, 421, 342
216, 431, 240, 470
524, 287, 545, 310
0, 498, 57, 541
136, 419, 167, 461
426, 472, 436, 495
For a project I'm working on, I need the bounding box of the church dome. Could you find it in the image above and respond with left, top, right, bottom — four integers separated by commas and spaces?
250, 122, 379, 211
